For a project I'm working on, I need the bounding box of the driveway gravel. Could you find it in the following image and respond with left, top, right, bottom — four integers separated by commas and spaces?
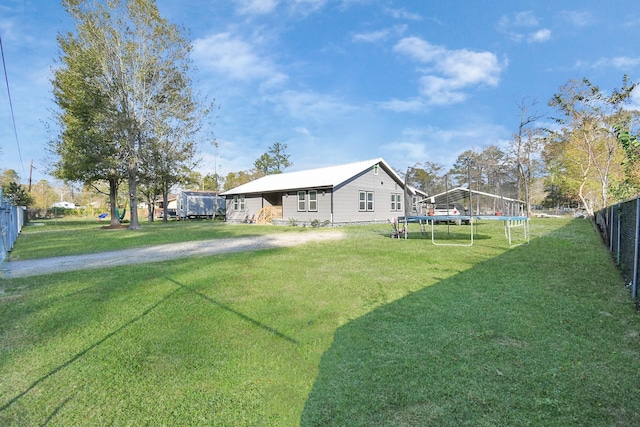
0, 230, 345, 279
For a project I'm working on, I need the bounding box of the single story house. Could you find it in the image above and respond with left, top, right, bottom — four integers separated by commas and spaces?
221, 158, 423, 225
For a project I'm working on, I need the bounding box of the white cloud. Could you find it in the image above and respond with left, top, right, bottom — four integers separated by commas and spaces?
378, 97, 426, 113
610, 56, 640, 69
560, 11, 592, 27
274, 90, 357, 119
528, 28, 551, 43
394, 37, 504, 105
234, 0, 280, 15
0, 19, 17, 41
589, 56, 640, 70
394, 37, 445, 62
498, 11, 551, 43
385, 8, 422, 21
625, 87, 640, 111
233, 0, 328, 16
418, 76, 467, 105
352, 25, 406, 43
498, 11, 539, 31
353, 29, 392, 43
383, 141, 429, 161
192, 32, 288, 87
287, 0, 328, 16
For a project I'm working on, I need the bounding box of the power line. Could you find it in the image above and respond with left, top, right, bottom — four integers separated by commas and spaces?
0, 33, 25, 171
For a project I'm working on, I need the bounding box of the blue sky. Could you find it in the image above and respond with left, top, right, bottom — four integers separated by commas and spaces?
1, 0, 640, 185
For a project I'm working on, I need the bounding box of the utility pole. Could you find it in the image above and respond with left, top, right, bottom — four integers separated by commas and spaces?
28, 159, 35, 192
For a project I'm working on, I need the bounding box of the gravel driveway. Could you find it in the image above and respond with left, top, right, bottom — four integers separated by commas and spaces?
0, 230, 345, 279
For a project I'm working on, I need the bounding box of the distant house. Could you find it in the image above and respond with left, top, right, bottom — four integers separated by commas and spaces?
221, 158, 421, 225
50, 201, 76, 209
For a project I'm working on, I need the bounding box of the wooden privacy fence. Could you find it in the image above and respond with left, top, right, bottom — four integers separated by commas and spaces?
595, 195, 640, 302
0, 189, 25, 264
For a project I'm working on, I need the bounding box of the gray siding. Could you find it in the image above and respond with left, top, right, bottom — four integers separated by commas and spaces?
281, 190, 332, 223
332, 165, 405, 223
224, 162, 407, 224
225, 195, 263, 222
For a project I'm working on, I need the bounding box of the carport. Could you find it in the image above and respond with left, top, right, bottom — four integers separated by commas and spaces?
419, 186, 526, 217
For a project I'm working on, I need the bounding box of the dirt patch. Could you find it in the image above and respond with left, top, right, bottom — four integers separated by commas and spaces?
0, 230, 345, 279
100, 224, 128, 229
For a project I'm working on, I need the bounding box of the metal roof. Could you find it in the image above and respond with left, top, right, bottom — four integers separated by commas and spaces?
221, 158, 404, 195
423, 187, 525, 205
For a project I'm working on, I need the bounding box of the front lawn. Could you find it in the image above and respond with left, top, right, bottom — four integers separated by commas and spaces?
1, 218, 638, 425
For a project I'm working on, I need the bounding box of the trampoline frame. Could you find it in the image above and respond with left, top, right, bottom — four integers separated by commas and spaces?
398, 215, 530, 247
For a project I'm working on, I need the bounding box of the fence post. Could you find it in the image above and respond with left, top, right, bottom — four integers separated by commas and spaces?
609, 205, 614, 252
0, 189, 7, 263
0, 189, 24, 265
634, 198, 639, 300
616, 204, 622, 266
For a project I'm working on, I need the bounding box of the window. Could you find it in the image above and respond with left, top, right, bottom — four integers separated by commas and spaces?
391, 193, 403, 212
359, 191, 374, 212
298, 191, 306, 211
308, 190, 318, 212
233, 195, 245, 211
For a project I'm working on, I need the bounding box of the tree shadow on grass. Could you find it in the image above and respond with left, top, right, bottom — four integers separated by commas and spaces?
1, 271, 299, 423
167, 278, 299, 344
302, 219, 638, 426
0, 287, 182, 414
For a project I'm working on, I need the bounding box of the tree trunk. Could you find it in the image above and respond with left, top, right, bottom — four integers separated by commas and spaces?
128, 170, 140, 229
127, 134, 141, 229
162, 187, 169, 223
109, 178, 120, 227
147, 194, 155, 222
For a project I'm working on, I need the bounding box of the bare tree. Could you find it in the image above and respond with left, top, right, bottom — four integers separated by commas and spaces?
508, 98, 545, 215
57, 0, 210, 229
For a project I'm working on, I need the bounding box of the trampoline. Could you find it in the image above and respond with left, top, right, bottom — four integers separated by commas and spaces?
398, 215, 530, 247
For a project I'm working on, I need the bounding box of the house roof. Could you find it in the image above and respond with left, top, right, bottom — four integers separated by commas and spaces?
222, 158, 405, 195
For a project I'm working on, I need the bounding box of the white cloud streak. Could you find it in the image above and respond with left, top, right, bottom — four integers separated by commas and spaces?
528, 28, 551, 43
192, 32, 288, 87
385, 8, 422, 21
352, 25, 407, 43
498, 11, 551, 44
394, 37, 505, 105
234, 0, 280, 15
560, 11, 593, 27
589, 56, 640, 70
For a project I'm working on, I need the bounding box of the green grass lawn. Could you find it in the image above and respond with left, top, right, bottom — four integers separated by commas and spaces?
10, 218, 310, 260
1, 218, 639, 426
